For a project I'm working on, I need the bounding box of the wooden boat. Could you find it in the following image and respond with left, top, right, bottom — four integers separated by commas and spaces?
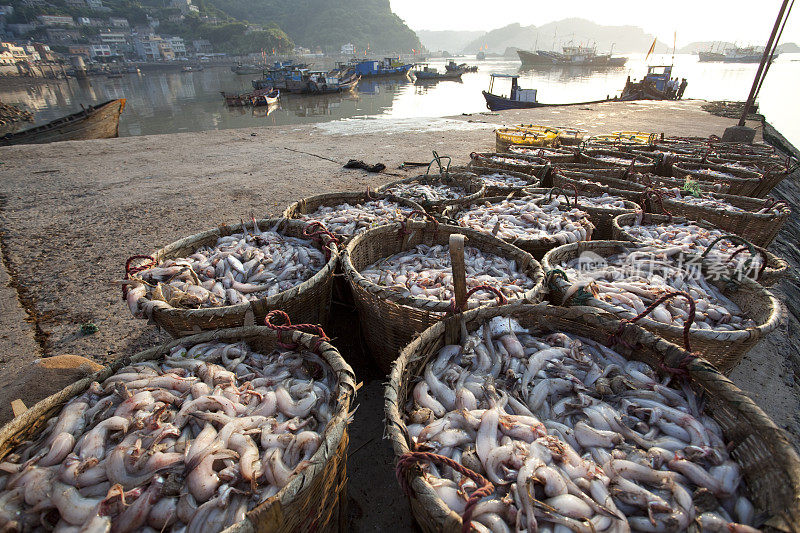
482, 74, 610, 110
518, 45, 627, 67
413, 65, 463, 81
251, 89, 280, 107
0, 99, 125, 146
620, 65, 685, 101
231, 63, 263, 75
298, 69, 360, 94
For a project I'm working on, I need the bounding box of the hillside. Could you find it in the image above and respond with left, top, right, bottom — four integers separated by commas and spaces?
416, 30, 485, 53
206, 0, 420, 52
462, 19, 670, 55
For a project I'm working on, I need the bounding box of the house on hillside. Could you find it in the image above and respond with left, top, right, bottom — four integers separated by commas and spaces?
109, 17, 129, 28
192, 39, 212, 54
341, 42, 355, 55
38, 15, 75, 27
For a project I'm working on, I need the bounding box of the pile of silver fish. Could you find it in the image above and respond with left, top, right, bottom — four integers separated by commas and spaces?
476, 155, 538, 169
621, 218, 764, 277
456, 199, 593, 244
592, 154, 640, 166
298, 200, 415, 238
555, 247, 757, 331
360, 244, 535, 305
567, 194, 632, 210
691, 168, 738, 180
471, 172, 531, 189
663, 189, 779, 215
383, 182, 467, 204
0, 340, 338, 532
406, 316, 758, 532
127, 222, 326, 315
508, 146, 570, 158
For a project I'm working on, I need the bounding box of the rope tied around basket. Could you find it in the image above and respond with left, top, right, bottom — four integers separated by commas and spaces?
448, 285, 507, 315
546, 187, 573, 209
609, 292, 697, 375
398, 210, 439, 240
702, 234, 766, 280
396, 451, 494, 533
640, 188, 672, 220
122, 254, 156, 300
426, 150, 452, 178
302, 221, 340, 261
264, 310, 330, 352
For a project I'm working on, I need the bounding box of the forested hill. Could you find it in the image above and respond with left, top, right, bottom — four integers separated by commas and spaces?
206, 0, 420, 51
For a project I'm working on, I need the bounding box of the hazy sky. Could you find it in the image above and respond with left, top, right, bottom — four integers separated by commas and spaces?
390, 1, 800, 47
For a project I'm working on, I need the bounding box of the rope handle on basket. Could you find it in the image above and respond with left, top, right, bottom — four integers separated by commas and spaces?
396, 451, 494, 533
426, 150, 452, 177
727, 246, 768, 278
122, 255, 156, 300
448, 285, 507, 314
302, 221, 340, 261
546, 187, 573, 209
639, 188, 672, 220
701, 234, 766, 279
623, 157, 637, 179
611, 291, 696, 355
264, 310, 330, 352
762, 197, 790, 212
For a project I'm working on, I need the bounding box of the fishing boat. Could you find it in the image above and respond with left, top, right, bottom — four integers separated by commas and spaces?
353, 57, 414, 78
0, 99, 126, 146
445, 60, 478, 73
722, 45, 775, 63
620, 65, 685, 100
413, 65, 463, 81
231, 63, 263, 75
518, 44, 627, 67
182, 65, 204, 72
299, 68, 360, 94
250, 89, 280, 107
482, 74, 611, 110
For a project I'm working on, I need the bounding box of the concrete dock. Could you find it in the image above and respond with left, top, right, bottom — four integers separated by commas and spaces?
0, 99, 797, 530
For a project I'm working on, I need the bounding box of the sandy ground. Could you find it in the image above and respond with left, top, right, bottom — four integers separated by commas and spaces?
0, 99, 797, 529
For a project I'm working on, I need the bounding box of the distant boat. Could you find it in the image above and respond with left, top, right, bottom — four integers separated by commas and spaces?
445, 60, 477, 73
413, 65, 463, 81
517, 44, 627, 67
0, 99, 126, 146
182, 65, 204, 72
482, 74, 610, 110
476, 51, 486, 60
231, 63, 263, 75
722, 45, 774, 63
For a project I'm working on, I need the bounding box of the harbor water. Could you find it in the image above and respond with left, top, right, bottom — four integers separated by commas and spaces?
0, 53, 798, 146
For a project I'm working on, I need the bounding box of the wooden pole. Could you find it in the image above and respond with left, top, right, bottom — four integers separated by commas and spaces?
449, 234, 467, 310
738, 0, 791, 127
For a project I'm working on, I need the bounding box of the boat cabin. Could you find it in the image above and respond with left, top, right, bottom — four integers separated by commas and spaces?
488, 74, 537, 103
641, 65, 673, 93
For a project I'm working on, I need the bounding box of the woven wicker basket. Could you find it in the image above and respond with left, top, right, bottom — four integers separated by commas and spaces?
283, 191, 424, 243
444, 196, 595, 259
671, 162, 762, 197
494, 126, 560, 152
542, 240, 782, 373
551, 170, 647, 214
507, 145, 577, 163
554, 126, 588, 146
385, 302, 800, 533
376, 173, 485, 213
612, 212, 789, 287
468, 152, 547, 175
342, 221, 545, 372
547, 186, 640, 240
0, 326, 356, 533
655, 191, 791, 248
578, 148, 657, 173
450, 165, 541, 196
130, 218, 338, 337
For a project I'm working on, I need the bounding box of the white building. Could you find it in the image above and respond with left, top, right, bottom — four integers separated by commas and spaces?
89, 44, 110, 59
0, 42, 27, 61
0, 6, 14, 16
22, 45, 40, 61
85, 0, 103, 9
341, 42, 355, 55
166, 36, 185, 57
108, 17, 129, 28
65, 0, 86, 7
170, 0, 198, 14
192, 39, 212, 54
38, 15, 75, 26
134, 34, 162, 61
99, 31, 128, 55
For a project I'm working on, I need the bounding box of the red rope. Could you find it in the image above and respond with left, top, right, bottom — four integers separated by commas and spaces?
398, 210, 438, 240
122, 255, 156, 300
264, 310, 330, 352
611, 291, 696, 360
448, 285, 508, 314
302, 221, 339, 261
395, 451, 494, 533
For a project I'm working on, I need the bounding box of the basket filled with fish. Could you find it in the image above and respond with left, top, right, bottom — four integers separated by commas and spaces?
628, 171, 733, 194
468, 152, 547, 176
451, 165, 542, 196
494, 125, 560, 152
124, 218, 338, 337
612, 212, 789, 287
342, 220, 545, 371
551, 169, 647, 203
507, 145, 577, 163
542, 241, 781, 373
385, 302, 800, 533
671, 162, 762, 197
655, 190, 791, 248
578, 149, 657, 173
548, 186, 640, 240
283, 191, 424, 243
376, 173, 485, 213
707, 156, 797, 198
0, 322, 357, 533
553, 126, 588, 146
446, 196, 595, 259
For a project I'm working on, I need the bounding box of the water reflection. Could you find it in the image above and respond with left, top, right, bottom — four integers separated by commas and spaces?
0, 55, 796, 146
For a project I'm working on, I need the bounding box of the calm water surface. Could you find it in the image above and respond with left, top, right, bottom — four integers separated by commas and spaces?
0, 53, 798, 147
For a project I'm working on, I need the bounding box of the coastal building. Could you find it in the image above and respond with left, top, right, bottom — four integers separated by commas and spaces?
157, 41, 174, 60
134, 33, 164, 60
98, 31, 128, 56
65, 0, 86, 8
192, 39, 212, 54
89, 43, 111, 59
166, 36, 185, 57
68, 44, 90, 58
33, 42, 54, 61
0, 42, 26, 62
170, 0, 199, 15
0, 49, 14, 64
109, 17, 129, 28
22, 44, 40, 61
341, 42, 355, 55
21, 0, 46, 7
85, 0, 104, 9
0, 6, 13, 17
45, 28, 81, 43
38, 15, 75, 27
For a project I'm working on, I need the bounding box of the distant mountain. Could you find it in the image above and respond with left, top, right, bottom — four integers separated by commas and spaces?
462, 19, 670, 55
207, 0, 420, 51
679, 41, 800, 54
416, 30, 486, 53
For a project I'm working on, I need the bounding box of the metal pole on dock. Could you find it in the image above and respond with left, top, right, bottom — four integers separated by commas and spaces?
737, 0, 792, 127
